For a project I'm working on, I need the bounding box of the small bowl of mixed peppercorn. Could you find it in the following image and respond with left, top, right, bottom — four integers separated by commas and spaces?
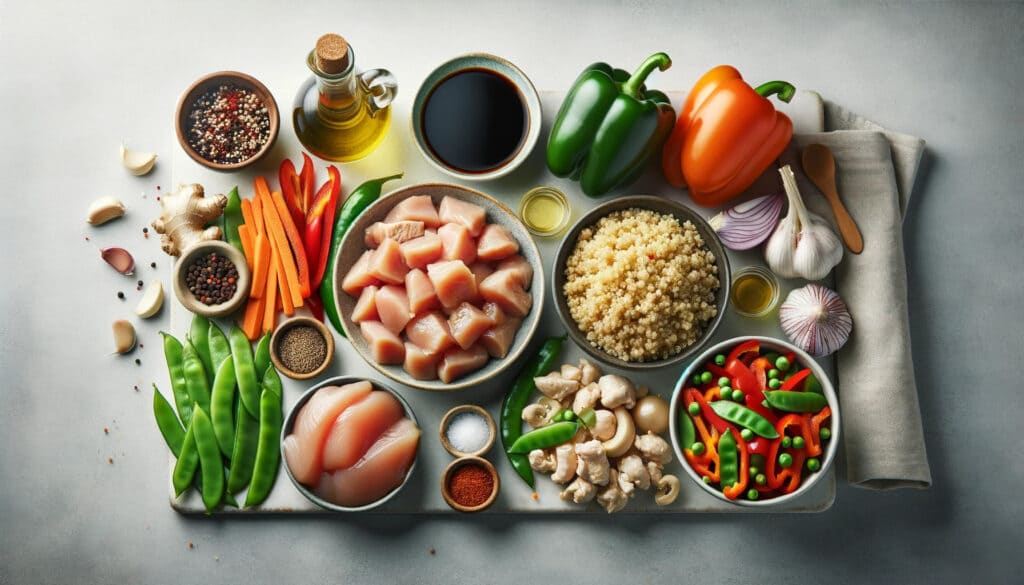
172, 240, 251, 318
270, 316, 335, 380
175, 71, 280, 171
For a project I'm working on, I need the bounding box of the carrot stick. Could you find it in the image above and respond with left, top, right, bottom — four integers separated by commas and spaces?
263, 260, 278, 334
258, 190, 296, 317
240, 198, 257, 235
259, 190, 304, 308
241, 290, 265, 340
249, 234, 271, 299
238, 224, 255, 267
270, 191, 311, 298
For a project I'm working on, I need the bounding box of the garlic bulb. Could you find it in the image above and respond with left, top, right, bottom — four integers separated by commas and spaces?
764, 165, 843, 280
779, 284, 852, 357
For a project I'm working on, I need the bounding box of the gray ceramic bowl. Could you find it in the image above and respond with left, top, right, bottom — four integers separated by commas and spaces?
410, 53, 542, 181
172, 240, 251, 318
331, 182, 544, 391
552, 195, 730, 370
668, 336, 841, 507
280, 376, 420, 512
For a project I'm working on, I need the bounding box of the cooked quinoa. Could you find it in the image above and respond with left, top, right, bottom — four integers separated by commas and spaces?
563, 208, 719, 362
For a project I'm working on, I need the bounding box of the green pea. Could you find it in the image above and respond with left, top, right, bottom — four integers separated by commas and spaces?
755, 473, 767, 485
688, 402, 701, 416
781, 436, 792, 448
747, 489, 759, 500
779, 453, 794, 468
807, 458, 821, 472
768, 368, 780, 380
775, 356, 791, 371
700, 371, 713, 384
564, 410, 577, 422
768, 379, 782, 389
749, 466, 759, 477
718, 377, 731, 388
740, 429, 753, 441
793, 436, 806, 450
703, 476, 712, 484
732, 390, 745, 403
820, 428, 832, 440
690, 442, 705, 455
714, 354, 726, 366
718, 388, 731, 401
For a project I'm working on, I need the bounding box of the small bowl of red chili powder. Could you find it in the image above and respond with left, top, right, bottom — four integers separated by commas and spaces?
441, 456, 499, 513
172, 240, 250, 318
175, 71, 279, 171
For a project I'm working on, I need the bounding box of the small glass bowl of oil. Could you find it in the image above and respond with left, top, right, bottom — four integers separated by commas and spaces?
519, 187, 570, 237
730, 265, 780, 317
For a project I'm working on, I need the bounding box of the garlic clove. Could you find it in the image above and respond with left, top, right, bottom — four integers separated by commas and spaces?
121, 144, 158, 176
86, 196, 127, 225
112, 320, 137, 354
101, 247, 135, 275
135, 280, 164, 318
779, 284, 853, 357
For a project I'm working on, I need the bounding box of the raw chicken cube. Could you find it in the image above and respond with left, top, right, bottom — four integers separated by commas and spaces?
438, 222, 477, 265
481, 301, 507, 326
385, 195, 441, 228
364, 221, 425, 248
468, 263, 495, 303
438, 196, 486, 236
283, 381, 373, 487
315, 418, 421, 508
426, 260, 477, 310
479, 269, 533, 317
437, 345, 489, 383
360, 321, 405, 365
341, 250, 380, 296
351, 285, 380, 323
447, 302, 495, 350
375, 285, 413, 335
405, 268, 440, 314
405, 311, 455, 354
476, 224, 519, 262
403, 343, 441, 381
480, 317, 522, 359
322, 390, 405, 471
496, 254, 533, 290
399, 231, 443, 270
367, 238, 409, 284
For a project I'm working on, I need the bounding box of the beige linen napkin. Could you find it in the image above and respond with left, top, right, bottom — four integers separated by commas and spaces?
791, 101, 931, 489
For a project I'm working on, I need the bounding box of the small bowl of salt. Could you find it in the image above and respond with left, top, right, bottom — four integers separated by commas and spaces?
439, 405, 496, 458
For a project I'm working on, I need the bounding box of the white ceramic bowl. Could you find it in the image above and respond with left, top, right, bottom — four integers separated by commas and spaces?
668, 336, 841, 507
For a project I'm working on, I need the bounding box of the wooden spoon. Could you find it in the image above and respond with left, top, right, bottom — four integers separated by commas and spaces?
801, 144, 864, 254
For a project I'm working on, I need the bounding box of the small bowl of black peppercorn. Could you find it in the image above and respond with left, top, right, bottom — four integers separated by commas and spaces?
270, 316, 335, 380
172, 240, 251, 318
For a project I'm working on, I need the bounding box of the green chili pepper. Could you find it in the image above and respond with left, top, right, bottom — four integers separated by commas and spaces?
245, 388, 283, 507
221, 187, 244, 253
161, 332, 193, 426
678, 406, 696, 452
507, 421, 579, 454
210, 357, 236, 458
152, 384, 185, 457
320, 173, 404, 335
500, 336, 566, 489
189, 315, 214, 378
182, 342, 211, 415
226, 399, 259, 494
719, 429, 739, 489
172, 419, 199, 497
253, 333, 272, 382
207, 322, 231, 373
229, 325, 260, 418
764, 390, 828, 413
191, 408, 224, 512
709, 401, 780, 439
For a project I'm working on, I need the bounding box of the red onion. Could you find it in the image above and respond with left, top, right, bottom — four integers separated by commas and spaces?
708, 193, 785, 250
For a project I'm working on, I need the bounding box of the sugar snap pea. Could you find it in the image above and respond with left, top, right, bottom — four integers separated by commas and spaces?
208, 322, 231, 373
182, 341, 211, 415
719, 428, 739, 489
189, 315, 214, 378
507, 421, 578, 454
261, 365, 282, 400
764, 390, 827, 413
191, 408, 224, 512
678, 404, 696, 452
253, 333, 271, 382
210, 357, 236, 458
709, 401, 780, 439
160, 332, 193, 426
244, 388, 283, 507
229, 325, 260, 418
227, 399, 259, 494
152, 384, 185, 457
172, 419, 199, 497
222, 187, 244, 253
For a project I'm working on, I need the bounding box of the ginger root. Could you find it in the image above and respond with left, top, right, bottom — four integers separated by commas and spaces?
152, 183, 226, 256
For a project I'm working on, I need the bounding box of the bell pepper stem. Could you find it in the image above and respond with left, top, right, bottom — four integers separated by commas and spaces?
753, 81, 796, 103
621, 52, 672, 98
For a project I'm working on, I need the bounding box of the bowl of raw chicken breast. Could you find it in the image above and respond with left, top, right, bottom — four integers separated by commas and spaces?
331, 183, 544, 390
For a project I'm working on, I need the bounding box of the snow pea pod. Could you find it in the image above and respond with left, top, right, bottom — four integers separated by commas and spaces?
182, 342, 211, 415
710, 401, 780, 439
719, 428, 739, 489
678, 404, 696, 453
208, 322, 231, 373
229, 325, 260, 418
210, 357, 236, 458
189, 314, 214, 378
764, 390, 827, 413
253, 333, 272, 383
191, 408, 224, 512
226, 399, 259, 494
160, 332, 193, 426
262, 365, 282, 400
172, 419, 199, 497
507, 421, 578, 454
152, 384, 185, 457
244, 388, 283, 507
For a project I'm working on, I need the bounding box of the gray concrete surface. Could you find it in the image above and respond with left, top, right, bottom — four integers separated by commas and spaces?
1, 1, 1021, 583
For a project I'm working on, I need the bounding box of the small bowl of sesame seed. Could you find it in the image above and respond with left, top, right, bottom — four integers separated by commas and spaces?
175, 71, 280, 171
270, 316, 335, 380
172, 240, 251, 318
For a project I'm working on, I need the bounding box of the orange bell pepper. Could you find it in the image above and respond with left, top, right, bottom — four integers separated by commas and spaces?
661, 65, 795, 207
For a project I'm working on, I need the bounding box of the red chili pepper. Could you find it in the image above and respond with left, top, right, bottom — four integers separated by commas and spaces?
781, 368, 811, 391
727, 340, 760, 365
299, 153, 315, 213
279, 159, 305, 229
307, 166, 341, 290
306, 294, 325, 322
727, 358, 777, 423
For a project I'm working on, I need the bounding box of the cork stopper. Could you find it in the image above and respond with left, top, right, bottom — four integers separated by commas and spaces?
315, 34, 350, 74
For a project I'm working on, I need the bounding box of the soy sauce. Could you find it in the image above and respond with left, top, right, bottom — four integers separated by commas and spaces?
421, 68, 527, 173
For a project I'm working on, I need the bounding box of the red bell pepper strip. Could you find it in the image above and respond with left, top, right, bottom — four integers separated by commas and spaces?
781, 368, 811, 391
765, 414, 804, 490
727, 340, 760, 365
706, 362, 730, 380
777, 450, 807, 493
305, 294, 325, 322
807, 406, 831, 457
303, 182, 329, 286
278, 159, 306, 230
728, 358, 777, 424
746, 436, 770, 456
703, 386, 721, 402
686, 389, 734, 436
299, 153, 315, 213
306, 166, 341, 290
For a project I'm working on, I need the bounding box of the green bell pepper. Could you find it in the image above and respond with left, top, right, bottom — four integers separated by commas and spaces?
546, 52, 676, 197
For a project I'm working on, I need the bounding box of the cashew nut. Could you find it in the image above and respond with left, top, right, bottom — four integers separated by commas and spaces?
560, 476, 596, 504
601, 407, 636, 458
522, 397, 559, 428
528, 449, 556, 473
572, 382, 600, 414
654, 474, 681, 506
551, 443, 578, 484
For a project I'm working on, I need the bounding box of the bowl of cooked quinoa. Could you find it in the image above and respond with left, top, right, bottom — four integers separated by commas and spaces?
552, 196, 730, 370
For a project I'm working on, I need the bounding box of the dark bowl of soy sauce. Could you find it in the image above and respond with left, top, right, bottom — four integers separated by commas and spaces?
412, 54, 542, 180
